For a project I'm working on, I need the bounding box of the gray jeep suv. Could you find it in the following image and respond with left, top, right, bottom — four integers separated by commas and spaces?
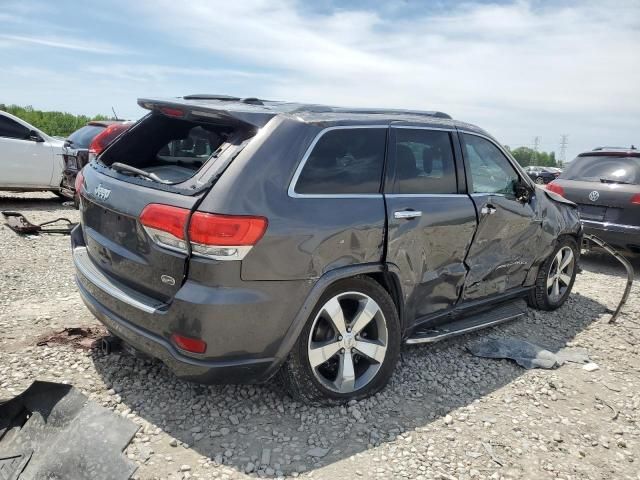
71, 95, 582, 404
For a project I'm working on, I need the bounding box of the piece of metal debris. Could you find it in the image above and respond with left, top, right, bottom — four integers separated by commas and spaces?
583, 362, 600, 372
0, 381, 139, 479
1, 211, 76, 235
467, 337, 590, 369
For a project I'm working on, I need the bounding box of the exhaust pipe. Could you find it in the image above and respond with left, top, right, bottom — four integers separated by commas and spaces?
101, 335, 122, 355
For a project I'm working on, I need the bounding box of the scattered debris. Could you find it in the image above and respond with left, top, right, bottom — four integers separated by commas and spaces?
467, 337, 590, 369
1, 211, 77, 235
583, 362, 600, 372
0, 381, 138, 479
36, 326, 107, 350
595, 395, 619, 421
481, 442, 503, 467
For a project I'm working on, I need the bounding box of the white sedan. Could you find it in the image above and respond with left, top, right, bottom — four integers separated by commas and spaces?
0, 110, 65, 194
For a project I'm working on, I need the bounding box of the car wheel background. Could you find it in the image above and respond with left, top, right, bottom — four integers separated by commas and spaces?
535, 176, 545, 185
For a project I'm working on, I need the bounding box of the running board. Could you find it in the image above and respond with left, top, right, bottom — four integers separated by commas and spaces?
406, 300, 527, 345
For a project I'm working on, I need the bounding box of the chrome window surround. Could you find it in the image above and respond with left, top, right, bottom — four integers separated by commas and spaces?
288, 124, 461, 199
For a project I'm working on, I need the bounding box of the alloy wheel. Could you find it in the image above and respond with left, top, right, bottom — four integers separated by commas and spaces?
535, 177, 545, 184
307, 292, 388, 394
547, 246, 575, 302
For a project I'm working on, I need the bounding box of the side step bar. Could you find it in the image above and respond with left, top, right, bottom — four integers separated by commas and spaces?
406, 300, 527, 345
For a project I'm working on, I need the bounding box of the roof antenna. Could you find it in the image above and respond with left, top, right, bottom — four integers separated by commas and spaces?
111, 106, 119, 121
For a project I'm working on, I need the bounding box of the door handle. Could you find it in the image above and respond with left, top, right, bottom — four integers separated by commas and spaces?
481, 206, 497, 215
394, 210, 422, 220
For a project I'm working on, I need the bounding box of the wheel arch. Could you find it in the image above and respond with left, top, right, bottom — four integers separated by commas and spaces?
263, 263, 404, 380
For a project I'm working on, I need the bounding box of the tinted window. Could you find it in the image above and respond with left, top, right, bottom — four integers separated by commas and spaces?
562, 155, 640, 185
463, 134, 519, 194
0, 115, 29, 139
393, 129, 457, 194
295, 128, 386, 194
67, 125, 105, 148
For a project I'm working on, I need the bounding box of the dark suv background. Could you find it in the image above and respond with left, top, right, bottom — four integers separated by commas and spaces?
547, 147, 640, 254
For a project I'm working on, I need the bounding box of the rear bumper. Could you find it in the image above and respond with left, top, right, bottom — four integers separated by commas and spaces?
581, 220, 640, 253
71, 225, 306, 384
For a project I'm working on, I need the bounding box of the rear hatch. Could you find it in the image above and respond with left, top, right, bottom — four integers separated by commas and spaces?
77, 100, 266, 302
552, 153, 640, 226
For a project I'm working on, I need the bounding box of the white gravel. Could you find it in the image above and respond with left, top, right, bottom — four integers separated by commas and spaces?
1, 192, 639, 480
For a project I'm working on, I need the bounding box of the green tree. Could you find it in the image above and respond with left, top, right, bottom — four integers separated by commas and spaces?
510, 146, 557, 167
0, 104, 110, 138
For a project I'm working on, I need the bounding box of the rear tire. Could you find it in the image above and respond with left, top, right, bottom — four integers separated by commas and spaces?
535, 176, 545, 185
280, 276, 401, 405
528, 237, 578, 310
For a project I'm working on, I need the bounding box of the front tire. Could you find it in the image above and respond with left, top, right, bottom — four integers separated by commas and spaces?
280, 276, 401, 405
528, 237, 578, 310
535, 176, 545, 185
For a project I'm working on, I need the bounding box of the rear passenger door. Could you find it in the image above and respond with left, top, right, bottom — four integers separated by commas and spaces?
384, 126, 477, 323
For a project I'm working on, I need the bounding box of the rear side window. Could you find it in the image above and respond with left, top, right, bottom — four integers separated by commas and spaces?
562, 155, 640, 185
393, 128, 457, 194
0, 115, 29, 139
462, 134, 519, 195
67, 125, 105, 148
294, 128, 386, 195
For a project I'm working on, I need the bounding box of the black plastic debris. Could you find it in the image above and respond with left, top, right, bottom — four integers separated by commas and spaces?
0, 381, 138, 480
467, 337, 590, 369
1, 211, 76, 235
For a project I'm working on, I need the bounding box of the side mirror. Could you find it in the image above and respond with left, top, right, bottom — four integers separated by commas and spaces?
28, 130, 44, 142
514, 181, 533, 203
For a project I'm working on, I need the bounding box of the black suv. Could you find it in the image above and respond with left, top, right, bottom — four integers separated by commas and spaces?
71, 95, 582, 404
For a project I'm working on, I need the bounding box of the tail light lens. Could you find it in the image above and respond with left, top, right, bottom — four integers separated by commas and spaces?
74, 169, 85, 195
631, 194, 640, 205
139, 204, 267, 260
546, 181, 565, 197
88, 123, 130, 159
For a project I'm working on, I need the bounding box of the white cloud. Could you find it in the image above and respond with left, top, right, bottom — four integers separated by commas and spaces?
0, 34, 128, 55
124, 0, 640, 158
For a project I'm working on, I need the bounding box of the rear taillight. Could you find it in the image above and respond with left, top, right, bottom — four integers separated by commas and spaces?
546, 181, 565, 197
88, 123, 130, 158
171, 333, 206, 354
139, 204, 267, 260
631, 193, 640, 205
74, 169, 84, 195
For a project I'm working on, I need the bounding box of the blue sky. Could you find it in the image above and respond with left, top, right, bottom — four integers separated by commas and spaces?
1, 0, 639, 160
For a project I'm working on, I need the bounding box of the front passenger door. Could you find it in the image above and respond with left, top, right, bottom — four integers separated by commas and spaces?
460, 132, 542, 300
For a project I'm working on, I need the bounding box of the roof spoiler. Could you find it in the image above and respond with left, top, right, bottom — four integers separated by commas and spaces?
137, 98, 275, 128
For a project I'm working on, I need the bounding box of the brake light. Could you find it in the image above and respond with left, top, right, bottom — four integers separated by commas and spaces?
139, 204, 267, 260
159, 106, 185, 118
75, 169, 84, 195
88, 123, 130, 157
631, 194, 640, 205
171, 333, 206, 354
546, 181, 565, 197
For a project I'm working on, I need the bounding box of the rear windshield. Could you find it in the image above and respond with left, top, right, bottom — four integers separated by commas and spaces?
67, 125, 105, 148
99, 114, 251, 185
562, 155, 640, 185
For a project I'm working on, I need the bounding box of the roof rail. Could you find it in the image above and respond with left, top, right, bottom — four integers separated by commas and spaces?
292, 105, 452, 119
183, 94, 240, 101
592, 145, 637, 151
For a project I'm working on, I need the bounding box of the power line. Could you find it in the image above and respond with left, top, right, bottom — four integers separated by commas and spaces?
532, 136, 541, 164
559, 134, 569, 167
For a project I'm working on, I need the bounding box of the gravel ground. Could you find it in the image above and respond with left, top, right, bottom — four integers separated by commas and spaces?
1, 192, 639, 480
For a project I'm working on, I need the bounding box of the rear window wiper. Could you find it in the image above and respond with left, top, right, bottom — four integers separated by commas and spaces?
111, 162, 171, 184
600, 178, 634, 185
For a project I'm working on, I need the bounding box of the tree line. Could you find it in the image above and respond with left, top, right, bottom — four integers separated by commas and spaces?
0, 104, 111, 138
505, 146, 559, 167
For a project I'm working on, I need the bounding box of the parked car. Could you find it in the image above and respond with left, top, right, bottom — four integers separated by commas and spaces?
547, 147, 640, 255
61, 121, 131, 205
71, 95, 582, 404
524, 165, 561, 184
0, 110, 65, 195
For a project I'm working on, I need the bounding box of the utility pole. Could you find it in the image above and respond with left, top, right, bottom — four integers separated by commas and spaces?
532, 136, 541, 165
559, 134, 569, 167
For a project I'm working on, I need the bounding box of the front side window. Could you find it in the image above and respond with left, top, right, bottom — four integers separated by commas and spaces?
0, 115, 29, 140
295, 128, 386, 195
463, 134, 519, 195
393, 129, 457, 194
